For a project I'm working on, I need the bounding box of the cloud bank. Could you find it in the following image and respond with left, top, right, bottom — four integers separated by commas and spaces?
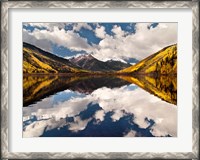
23, 22, 177, 61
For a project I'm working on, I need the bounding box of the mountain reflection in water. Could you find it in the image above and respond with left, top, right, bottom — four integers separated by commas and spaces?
118, 75, 177, 105
23, 75, 177, 137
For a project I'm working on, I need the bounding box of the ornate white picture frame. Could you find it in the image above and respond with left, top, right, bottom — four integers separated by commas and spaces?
1, 1, 199, 159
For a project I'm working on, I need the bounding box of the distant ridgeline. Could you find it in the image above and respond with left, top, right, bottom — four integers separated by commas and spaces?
23, 42, 177, 75
119, 44, 177, 75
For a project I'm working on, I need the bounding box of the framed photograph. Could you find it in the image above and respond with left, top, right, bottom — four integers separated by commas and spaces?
1, 1, 199, 159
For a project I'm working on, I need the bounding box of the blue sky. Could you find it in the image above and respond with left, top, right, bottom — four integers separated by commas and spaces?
23, 22, 177, 62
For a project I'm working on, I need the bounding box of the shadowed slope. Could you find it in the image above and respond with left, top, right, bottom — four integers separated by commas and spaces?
69, 54, 131, 72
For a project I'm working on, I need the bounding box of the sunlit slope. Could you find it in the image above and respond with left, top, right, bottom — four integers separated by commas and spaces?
23, 42, 88, 74
118, 75, 177, 105
119, 44, 177, 75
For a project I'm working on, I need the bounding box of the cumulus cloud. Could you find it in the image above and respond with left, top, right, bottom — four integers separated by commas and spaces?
23, 85, 177, 137
23, 26, 92, 53
23, 118, 67, 138
23, 29, 53, 53
95, 26, 106, 39
23, 22, 177, 61
23, 22, 67, 31
111, 25, 126, 38
73, 23, 92, 31
68, 117, 92, 132
111, 110, 125, 122
94, 110, 105, 122
93, 23, 177, 61
124, 130, 137, 137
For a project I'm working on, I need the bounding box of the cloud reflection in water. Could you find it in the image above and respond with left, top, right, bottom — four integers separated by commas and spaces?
23, 83, 177, 137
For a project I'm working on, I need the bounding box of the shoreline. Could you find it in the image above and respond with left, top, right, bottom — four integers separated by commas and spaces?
23, 72, 177, 77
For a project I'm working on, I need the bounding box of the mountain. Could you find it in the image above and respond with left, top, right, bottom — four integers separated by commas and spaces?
23, 42, 88, 74
69, 54, 131, 72
119, 44, 177, 75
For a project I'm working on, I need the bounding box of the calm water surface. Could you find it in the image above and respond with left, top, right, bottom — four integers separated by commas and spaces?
23, 75, 177, 137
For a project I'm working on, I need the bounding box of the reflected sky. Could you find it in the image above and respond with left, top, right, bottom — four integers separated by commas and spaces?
23, 83, 177, 137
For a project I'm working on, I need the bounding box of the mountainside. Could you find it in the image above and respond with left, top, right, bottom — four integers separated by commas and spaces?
69, 54, 131, 72
119, 44, 177, 75
23, 42, 87, 74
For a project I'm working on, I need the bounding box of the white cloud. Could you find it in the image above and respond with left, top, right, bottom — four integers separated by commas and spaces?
92, 23, 177, 61
23, 23, 177, 61
68, 117, 91, 132
64, 53, 84, 59
23, 118, 67, 137
95, 26, 106, 39
23, 29, 53, 53
23, 22, 67, 31
73, 23, 92, 31
23, 26, 92, 53
124, 130, 137, 137
94, 110, 105, 122
111, 25, 126, 38
111, 110, 125, 122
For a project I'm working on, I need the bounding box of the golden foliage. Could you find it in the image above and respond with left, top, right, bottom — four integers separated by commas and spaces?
23, 44, 88, 74
30, 55, 57, 73
119, 44, 177, 75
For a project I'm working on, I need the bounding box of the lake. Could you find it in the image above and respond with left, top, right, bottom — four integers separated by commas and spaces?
23, 75, 177, 137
